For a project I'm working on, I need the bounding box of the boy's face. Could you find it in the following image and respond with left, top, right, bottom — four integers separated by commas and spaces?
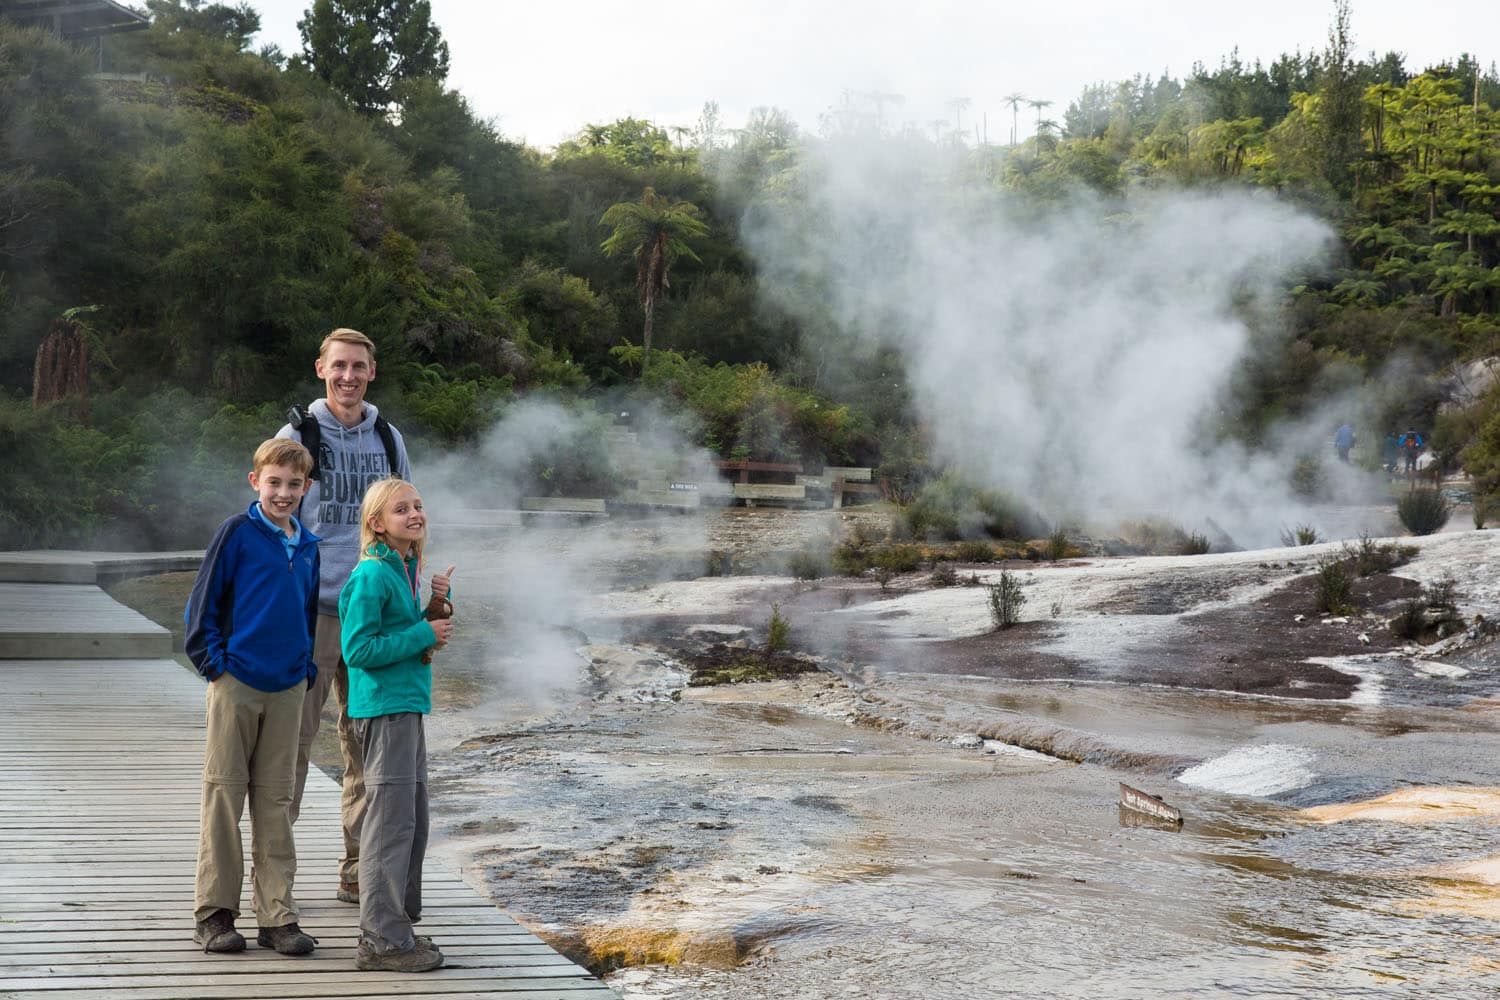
249, 462, 310, 531
315, 342, 376, 412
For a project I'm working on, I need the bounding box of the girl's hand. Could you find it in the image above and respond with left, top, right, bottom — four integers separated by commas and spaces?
429, 617, 455, 646
432, 564, 456, 600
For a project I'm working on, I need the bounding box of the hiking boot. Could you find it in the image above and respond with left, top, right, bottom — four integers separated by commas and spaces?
257, 922, 317, 955
355, 939, 445, 973
336, 880, 359, 903
193, 909, 246, 954
414, 934, 441, 954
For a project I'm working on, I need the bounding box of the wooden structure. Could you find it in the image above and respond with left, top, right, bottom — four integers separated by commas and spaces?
0, 554, 613, 999
0, 0, 147, 39
1118, 782, 1184, 830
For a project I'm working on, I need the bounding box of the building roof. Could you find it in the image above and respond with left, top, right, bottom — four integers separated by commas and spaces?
0, 0, 149, 39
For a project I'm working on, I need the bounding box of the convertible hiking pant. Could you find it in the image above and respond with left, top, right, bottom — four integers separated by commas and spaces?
353, 712, 428, 954
290, 613, 366, 885
195, 673, 304, 926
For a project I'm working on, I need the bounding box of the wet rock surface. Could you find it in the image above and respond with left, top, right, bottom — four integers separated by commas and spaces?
414, 512, 1500, 997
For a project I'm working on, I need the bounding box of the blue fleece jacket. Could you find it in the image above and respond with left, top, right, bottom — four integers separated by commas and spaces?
184, 502, 321, 692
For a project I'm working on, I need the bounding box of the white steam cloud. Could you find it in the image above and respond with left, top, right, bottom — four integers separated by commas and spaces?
741, 139, 1382, 545
416, 399, 717, 723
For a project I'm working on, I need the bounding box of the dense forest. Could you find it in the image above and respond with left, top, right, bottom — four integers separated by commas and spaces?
3, 0, 1499, 548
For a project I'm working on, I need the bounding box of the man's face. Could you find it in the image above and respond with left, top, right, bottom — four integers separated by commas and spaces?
316, 342, 375, 411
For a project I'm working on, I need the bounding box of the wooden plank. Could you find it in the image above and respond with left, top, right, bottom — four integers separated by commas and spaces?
518, 498, 607, 514
731, 483, 806, 501
822, 466, 873, 482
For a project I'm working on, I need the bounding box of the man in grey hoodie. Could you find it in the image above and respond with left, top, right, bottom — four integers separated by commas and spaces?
279, 327, 412, 903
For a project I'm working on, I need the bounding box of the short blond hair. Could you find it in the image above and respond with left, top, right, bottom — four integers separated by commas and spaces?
253, 438, 314, 476
358, 477, 425, 562
319, 327, 377, 360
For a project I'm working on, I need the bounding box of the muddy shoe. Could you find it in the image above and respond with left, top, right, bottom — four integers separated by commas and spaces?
336, 881, 359, 903
415, 934, 441, 954
355, 940, 445, 973
257, 922, 317, 955
193, 908, 246, 954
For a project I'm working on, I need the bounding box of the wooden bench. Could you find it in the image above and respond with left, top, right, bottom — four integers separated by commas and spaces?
519, 497, 608, 514
732, 483, 807, 506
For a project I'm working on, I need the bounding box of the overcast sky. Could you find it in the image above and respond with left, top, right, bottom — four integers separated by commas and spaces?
247, 0, 1496, 148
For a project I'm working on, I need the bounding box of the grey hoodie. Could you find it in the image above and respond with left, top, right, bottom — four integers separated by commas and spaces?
277, 399, 412, 616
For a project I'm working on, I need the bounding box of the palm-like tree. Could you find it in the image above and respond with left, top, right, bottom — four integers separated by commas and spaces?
1003, 92, 1026, 145
600, 187, 709, 376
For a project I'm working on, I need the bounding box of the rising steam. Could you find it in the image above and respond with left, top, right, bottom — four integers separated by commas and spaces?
739, 137, 1381, 545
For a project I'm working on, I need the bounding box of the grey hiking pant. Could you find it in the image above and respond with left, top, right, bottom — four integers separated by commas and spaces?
352, 712, 428, 954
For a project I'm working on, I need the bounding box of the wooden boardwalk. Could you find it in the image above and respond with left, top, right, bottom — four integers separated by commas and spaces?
0, 564, 614, 999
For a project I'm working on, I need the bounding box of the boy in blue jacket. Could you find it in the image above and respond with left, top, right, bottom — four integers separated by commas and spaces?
184, 439, 322, 956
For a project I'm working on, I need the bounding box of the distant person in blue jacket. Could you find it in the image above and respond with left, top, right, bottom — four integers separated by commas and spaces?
1400, 429, 1424, 473
1334, 423, 1356, 463
183, 439, 321, 957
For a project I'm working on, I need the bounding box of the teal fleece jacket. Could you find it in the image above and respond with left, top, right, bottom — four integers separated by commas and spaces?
338, 543, 438, 718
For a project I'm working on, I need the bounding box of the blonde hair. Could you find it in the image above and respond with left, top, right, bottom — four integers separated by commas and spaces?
252, 438, 313, 476
358, 477, 425, 562
319, 327, 377, 361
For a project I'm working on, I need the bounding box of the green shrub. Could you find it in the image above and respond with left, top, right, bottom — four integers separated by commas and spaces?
1279, 523, 1321, 546
1177, 531, 1211, 555
1396, 489, 1450, 536
1046, 528, 1069, 561
929, 563, 959, 587
1290, 454, 1326, 499
987, 570, 1026, 630
901, 474, 1044, 542
787, 549, 828, 581
1313, 556, 1354, 613
1474, 496, 1488, 529
872, 544, 923, 574
955, 540, 998, 563
766, 603, 790, 653
832, 540, 871, 576
1343, 533, 1416, 577
1390, 598, 1426, 640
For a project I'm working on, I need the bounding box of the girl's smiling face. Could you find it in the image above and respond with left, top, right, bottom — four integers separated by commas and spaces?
370, 484, 425, 555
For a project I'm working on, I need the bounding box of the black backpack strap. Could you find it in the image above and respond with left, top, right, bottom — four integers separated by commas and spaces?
374, 416, 402, 480
287, 405, 328, 482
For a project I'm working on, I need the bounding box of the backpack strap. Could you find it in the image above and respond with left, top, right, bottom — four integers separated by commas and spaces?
374, 416, 403, 480
286, 405, 328, 482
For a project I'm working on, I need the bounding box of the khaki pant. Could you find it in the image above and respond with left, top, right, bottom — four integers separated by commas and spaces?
290, 613, 366, 886
195, 673, 304, 926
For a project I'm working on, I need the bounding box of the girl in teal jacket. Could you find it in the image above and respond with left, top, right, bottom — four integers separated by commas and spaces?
339, 477, 454, 973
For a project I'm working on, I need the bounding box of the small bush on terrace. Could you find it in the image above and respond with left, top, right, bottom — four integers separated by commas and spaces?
988, 570, 1026, 630
1397, 489, 1450, 536
1390, 598, 1426, 640
1279, 523, 1321, 546
872, 544, 923, 575
1343, 533, 1417, 577
955, 540, 998, 563
901, 474, 1045, 542
766, 603, 790, 653
1313, 555, 1354, 614
1046, 528, 1070, 561
1178, 532, 1211, 555
930, 563, 959, 587
787, 549, 828, 581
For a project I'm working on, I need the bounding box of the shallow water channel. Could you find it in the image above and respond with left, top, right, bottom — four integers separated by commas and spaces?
419, 512, 1500, 998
